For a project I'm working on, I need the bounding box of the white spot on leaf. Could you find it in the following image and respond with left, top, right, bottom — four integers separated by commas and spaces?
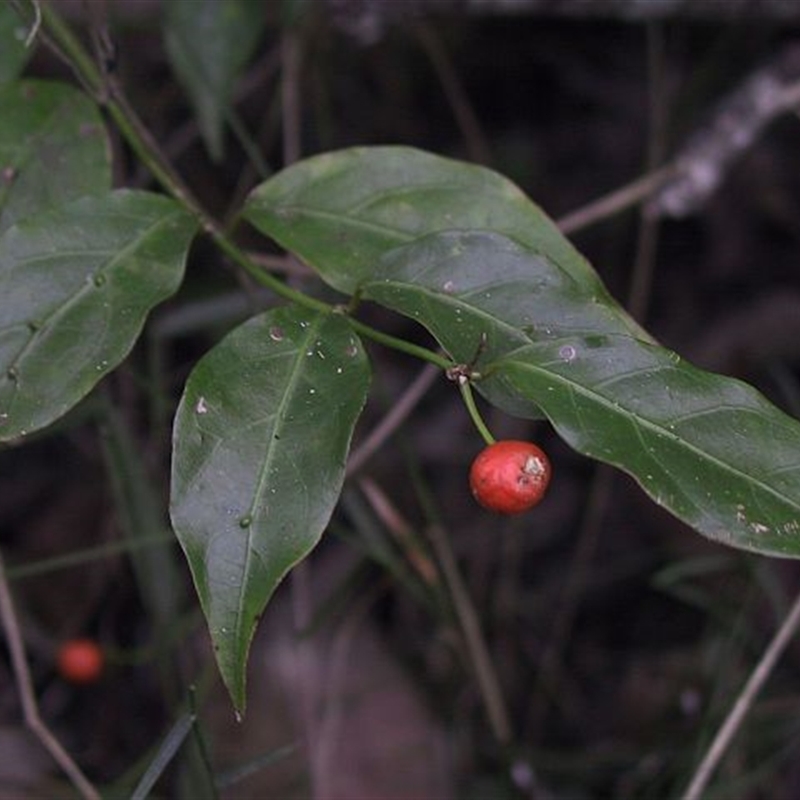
559, 344, 577, 362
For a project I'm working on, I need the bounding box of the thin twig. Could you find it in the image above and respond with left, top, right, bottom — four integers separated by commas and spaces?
415, 21, 493, 165
626, 23, 668, 321
682, 586, 800, 800
527, 465, 615, 736
22, 0, 41, 46
281, 30, 302, 167
315, 580, 386, 791
358, 477, 439, 587
652, 48, 800, 218
426, 522, 513, 744
555, 163, 678, 235
347, 362, 441, 476
0, 552, 101, 800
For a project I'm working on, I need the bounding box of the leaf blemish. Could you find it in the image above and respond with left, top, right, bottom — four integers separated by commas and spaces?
196, 396, 209, 414
782, 520, 800, 535
559, 344, 577, 362
269, 326, 284, 341
736, 504, 770, 535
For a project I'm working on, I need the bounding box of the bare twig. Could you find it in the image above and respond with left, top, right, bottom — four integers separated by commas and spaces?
527, 465, 615, 736
0, 552, 101, 800
652, 45, 800, 218
358, 477, 439, 587
314, 581, 386, 795
627, 23, 668, 321
347, 362, 441, 476
281, 30, 303, 167
559, 45, 800, 234
682, 586, 800, 800
556, 164, 677, 234
356, 477, 512, 743
415, 21, 493, 165
425, 522, 513, 744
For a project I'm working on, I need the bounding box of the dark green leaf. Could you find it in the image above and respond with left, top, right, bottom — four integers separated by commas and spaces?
495, 334, 800, 558
0, 5, 30, 84
242, 145, 644, 337
246, 144, 800, 559
0, 79, 111, 235
164, 0, 266, 161
362, 230, 633, 417
169, 305, 370, 711
363, 230, 800, 557
0, 190, 197, 441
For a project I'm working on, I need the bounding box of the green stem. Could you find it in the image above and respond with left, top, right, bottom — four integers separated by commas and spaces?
348, 318, 452, 370
214, 236, 451, 369
33, 1, 452, 373
209, 233, 329, 313
459, 380, 495, 446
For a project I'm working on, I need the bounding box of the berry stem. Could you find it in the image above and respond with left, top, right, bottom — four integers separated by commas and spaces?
459, 380, 496, 446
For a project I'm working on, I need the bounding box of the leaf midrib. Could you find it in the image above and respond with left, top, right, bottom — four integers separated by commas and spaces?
503, 355, 800, 518
0, 208, 182, 419
232, 311, 327, 659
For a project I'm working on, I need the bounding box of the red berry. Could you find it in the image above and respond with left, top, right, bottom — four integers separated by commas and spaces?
56, 638, 105, 685
469, 440, 551, 515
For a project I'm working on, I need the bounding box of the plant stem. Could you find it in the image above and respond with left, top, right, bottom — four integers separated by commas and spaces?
459, 380, 496, 446
32, 1, 451, 373
425, 522, 512, 745
681, 586, 800, 800
0, 551, 101, 800
556, 164, 678, 235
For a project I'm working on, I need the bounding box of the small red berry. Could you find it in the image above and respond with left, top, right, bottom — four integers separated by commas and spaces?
56, 638, 105, 685
469, 440, 551, 515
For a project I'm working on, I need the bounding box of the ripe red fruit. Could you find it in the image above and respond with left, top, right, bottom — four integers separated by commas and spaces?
469, 440, 551, 515
56, 638, 105, 685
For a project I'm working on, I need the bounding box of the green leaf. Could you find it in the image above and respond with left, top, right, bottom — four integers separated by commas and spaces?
169, 305, 370, 711
0, 4, 30, 84
164, 0, 266, 161
0, 190, 197, 441
242, 146, 800, 558
0, 79, 111, 235
242, 145, 645, 336
495, 335, 800, 558
365, 230, 800, 558
241, 145, 651, 416
362, 229, 634, 418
